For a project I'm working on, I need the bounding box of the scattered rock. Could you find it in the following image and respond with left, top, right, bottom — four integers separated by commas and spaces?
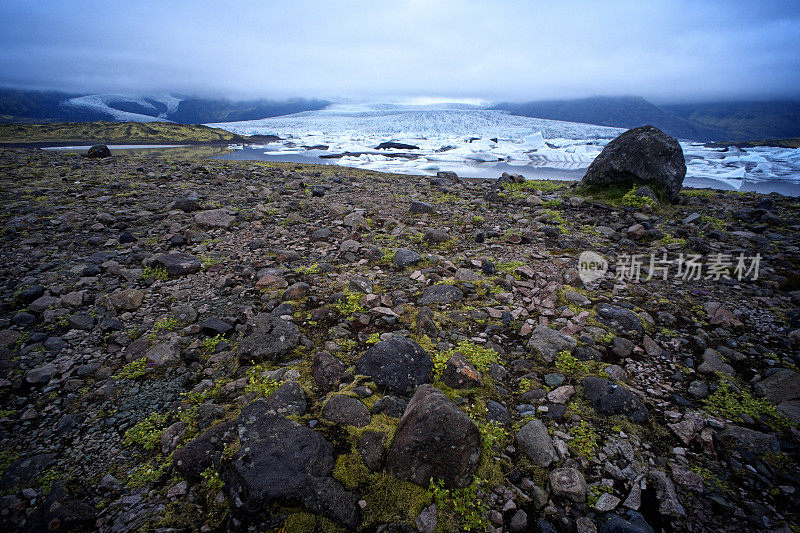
549, 467, 587, 502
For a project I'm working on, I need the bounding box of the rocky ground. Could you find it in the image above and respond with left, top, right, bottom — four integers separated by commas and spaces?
0, 147, 799, 533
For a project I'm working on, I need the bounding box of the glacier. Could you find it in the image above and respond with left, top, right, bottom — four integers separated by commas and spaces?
207, 102, 800, 193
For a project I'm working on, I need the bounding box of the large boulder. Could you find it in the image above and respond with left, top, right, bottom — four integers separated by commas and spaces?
237, 314, 300, 362
581, 126, 686, 201
355, 336, 432, 396
222, 411, 360, 529
388, 384, 481, 488
87, 144, 111, 158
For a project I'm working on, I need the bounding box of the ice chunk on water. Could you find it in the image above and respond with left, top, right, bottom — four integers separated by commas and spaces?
522, 131, 546, 149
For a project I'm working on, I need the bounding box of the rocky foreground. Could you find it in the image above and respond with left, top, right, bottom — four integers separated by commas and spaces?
0, 147, 799, 532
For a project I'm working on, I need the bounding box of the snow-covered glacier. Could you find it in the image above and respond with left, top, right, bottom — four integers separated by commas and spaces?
63, 94, 182, 122
209, 102, 800, 194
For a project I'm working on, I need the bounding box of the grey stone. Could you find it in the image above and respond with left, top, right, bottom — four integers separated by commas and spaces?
237, 314, 300, 362
582, 377, 648, 423
195, 208, 235, 228
516, 419, 557, 467
698, 348, 734, 376
754, 369, 800, 404
549, 467, 587, 502
418, 284, 463, 305
322, 395, 370, 427
393, 248, 423, 268
154, 253, 202, 276
596, 304, 643, 336
410, 201, 435, 214
527, 325, 577, 362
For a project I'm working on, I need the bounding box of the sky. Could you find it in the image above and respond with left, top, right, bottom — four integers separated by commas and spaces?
1, 0, 799, 103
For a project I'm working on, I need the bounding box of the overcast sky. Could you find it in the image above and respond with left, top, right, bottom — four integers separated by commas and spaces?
1, 0, 799, 103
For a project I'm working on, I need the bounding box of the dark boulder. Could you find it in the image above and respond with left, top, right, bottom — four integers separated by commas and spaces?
222, 412, 360, 529
358, 431, 387, 471
440, 353, 482, 389
393, 248, 423, 267
171, 198, 201, 212
582, 377, 649, 423
581, 126, 686, 201
596, 303, 644, 336
244, 381, 307, 416
371, 395, 407, 417
387, 384, 481, 488
87, 144, 112, 158
237, 314, 300, 362
356, 336, 432, 396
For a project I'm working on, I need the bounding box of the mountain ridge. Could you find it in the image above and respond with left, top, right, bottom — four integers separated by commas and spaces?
495, 96, 800, 142
0, 88, 329, 125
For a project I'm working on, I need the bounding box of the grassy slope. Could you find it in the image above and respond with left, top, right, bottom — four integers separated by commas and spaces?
0, 121, 243, 144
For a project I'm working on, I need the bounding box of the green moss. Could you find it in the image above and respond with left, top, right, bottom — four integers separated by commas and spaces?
427, 477, 489, 532
704, 380, 793, 430
334, 292, 366, 317
123, 412, 168, 450
555, 350, 594, 377
201, 334, 224, 354
332, 446, 429, 528
620, 187, 656, 209
282, 512, 349, 533
128, 454, 172, 488
113, 357, 149, 380
142, 265, 168, 281
200, 466, 225, 492
658, 233, 687, 247
587, 484, 613, 506
154, 316, 180, 333
568, 420, 598, 459
0, 121, 240, 144
244, 364, 282, 397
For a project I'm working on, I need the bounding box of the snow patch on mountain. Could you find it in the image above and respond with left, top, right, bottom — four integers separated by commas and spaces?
63, 94, 182, 122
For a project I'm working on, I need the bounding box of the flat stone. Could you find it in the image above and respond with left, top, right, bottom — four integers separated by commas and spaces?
527, 325, 577, 362
195, 208, 235, 228
154, 253, 202, 276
